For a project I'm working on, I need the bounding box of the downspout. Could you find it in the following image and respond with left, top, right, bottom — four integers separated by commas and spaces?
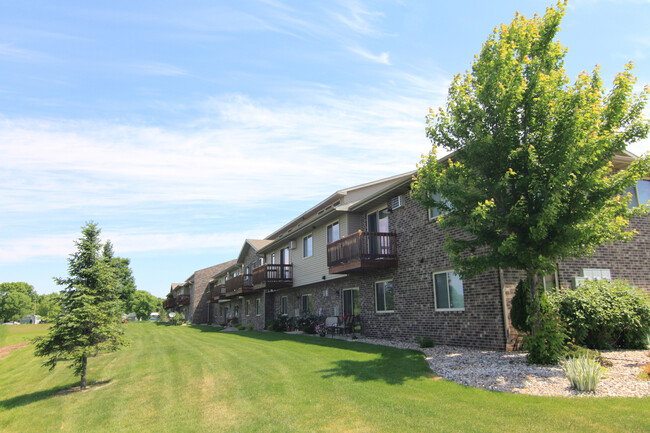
498, 268, 510, 351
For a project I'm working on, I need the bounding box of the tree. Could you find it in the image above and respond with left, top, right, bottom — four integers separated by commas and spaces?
102, 241, 136, 312
36, 292, 62, 321
0, 282, 37, 322
34, 222, 128, 389
131, 290, 162, 320
412, 2, 649, 347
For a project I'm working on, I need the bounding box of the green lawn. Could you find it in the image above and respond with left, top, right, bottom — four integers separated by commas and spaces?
0, 323, 648, 433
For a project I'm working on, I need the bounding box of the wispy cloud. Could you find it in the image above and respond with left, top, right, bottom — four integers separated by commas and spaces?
332, 0, 384, 36
129, 61, 189, 76
349, 46, 390, 65
0, 42, 51, 62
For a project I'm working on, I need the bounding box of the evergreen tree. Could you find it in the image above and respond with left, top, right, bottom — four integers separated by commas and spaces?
34, 222, 128, 389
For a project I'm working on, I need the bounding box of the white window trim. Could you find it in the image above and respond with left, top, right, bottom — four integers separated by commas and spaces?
246, 300, 251, 316
428, 192, 446, 221
375, 279, 395, 313
280, 296, 288, 315
301, 294, 312, 313
433, 270, 465, 312
303, 233, 313, 259
326, 220, 340, 244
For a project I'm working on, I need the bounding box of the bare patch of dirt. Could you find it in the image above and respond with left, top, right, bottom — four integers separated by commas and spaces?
55, 380, 112, 395
0, 343, 30, 360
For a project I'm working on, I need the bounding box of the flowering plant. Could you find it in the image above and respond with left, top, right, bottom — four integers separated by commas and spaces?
315, 323, 331, 337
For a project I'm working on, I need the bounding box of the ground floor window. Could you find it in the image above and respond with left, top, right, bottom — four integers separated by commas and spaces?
301, 294, 312, 314
234, 305, 239, 317
433, 271, 464, 311
375, 280, 394, 312
246, 300, 250, 316
281, 296, 288, 315
343, 288, 360, 316
256, 298, 261, 315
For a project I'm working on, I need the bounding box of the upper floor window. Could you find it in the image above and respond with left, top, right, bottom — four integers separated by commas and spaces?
433, 270, 464, 311
327, 221, 340, 243
303, 234, 313, 258
626, 179, 650, 208
428, 192, 451, 220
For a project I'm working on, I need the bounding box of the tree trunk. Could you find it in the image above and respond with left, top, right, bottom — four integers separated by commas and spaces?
80, 355, 88, 390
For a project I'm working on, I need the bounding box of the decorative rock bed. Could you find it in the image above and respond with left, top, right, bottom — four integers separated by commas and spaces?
347, 337, 650, 398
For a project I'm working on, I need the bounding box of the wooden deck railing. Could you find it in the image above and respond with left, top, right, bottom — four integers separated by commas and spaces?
177, 294, 190, 306
209, 284, 226, 302
225, 273, 253, 295
252, 264, 293, 289
327, 231, 397, 273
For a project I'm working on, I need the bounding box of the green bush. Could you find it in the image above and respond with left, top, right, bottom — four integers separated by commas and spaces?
168, 312, 185, 326
418, 337, 435, 348
560, 355, 606, 392
524, 310, 566, 365
562, 342, 612, 367
235, 324, 244, 331
270, 315, 295, 332
246, 323, 254, 331
510, 279, 531, 333
551, 280, 650, 350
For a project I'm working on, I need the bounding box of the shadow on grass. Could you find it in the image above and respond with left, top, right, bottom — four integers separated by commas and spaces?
0, 379, 112, 409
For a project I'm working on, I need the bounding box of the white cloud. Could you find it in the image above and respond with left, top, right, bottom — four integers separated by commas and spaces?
0, 42, 51, 62
349, 46, 390, 65
130, 61, 189, 76
332, 0, 384, 36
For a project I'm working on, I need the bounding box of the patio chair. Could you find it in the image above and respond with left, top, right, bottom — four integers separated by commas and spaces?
325, 317, 338, 337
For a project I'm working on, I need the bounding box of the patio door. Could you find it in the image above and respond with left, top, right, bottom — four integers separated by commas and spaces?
281, 247, 290, 279
367, 208, 390, 255
342, 288, 360, 316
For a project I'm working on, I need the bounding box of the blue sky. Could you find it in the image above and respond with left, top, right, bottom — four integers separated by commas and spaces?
1, 0, 649, 299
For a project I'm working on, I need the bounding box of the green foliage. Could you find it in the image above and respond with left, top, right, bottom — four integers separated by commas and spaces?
131, 290, 162, 321
561, 342, 612, 367
270, 315, 295, 332
36, 292, 62, 321
560, 355, 606, 392
295, 315, 320, 334
33, 222, 128, 389
246, 323, 254, 331
510, 279, 531, 333
524, 310, 566, 365
168, 312, 185, 326
235, 323, 245, 331
0, 282, 37, 322
550, 279, 650, 349
418, 337, 435, 348
103, 241, 137, 312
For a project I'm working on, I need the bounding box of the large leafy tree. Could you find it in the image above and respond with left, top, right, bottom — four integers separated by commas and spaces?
412, 2, 649, 328
0, 282, 37, 322
131, 290, 163, 321
103, 241, 136, 312
34, 222, 128, 389
36, 292, 62, 321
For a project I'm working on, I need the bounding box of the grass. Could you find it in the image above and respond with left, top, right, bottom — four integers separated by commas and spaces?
0, 323, 649, 432
0, 324, 50, 346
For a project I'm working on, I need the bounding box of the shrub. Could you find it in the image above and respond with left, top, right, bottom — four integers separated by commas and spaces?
551, 280, 650, 350
168, 312, 185, 326
235, 324, 244, 331
639, 363, 650, 381
562, 342, 612, 367
270, 315, 295, 332
524, 310, 566, 365
418, 337, 435, 348
560, 355, 606, 392
246, 323, 254, 331
295, 315, 321, 334
510, 279, 531, 333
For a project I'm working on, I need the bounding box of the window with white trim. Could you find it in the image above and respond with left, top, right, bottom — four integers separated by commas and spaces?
280, 296, 288, 315
428, 192, 452, 220
303, 234, 313, 258
375, 280, 394, 312
433, 271, 464, 311
327, 221, 340, 243
246, 300, 250, 316
301, 294, 312, 314
256, 298, 261, 316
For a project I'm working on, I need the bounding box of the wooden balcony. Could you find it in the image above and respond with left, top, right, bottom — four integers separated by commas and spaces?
162, 297, 177, 310
209, 284, 226, 302
252, 264, 293, 290
224, 274, 254, 297
177, 294, 190, 306
327, 231, 398, 274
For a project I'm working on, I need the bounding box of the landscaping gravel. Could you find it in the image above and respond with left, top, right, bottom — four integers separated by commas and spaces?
346, 337, 650, 398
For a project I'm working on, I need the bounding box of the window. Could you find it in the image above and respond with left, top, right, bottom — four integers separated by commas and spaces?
256, 298, 261, 316
271, 253, 276, 264
301, 294, 312, 314
303, 234, 313, 258
280, 296, 288, 315
343, 288, 360, 316
375, 280, 394, 312
327, 221, 340, 243
428, 192, 450, 220
433, 271, 464, 311
542, 272, 558, 292
245, 300, 250, 316
259, 257, 264, 266
625, 179, 650, 208
234, 305, 239, 317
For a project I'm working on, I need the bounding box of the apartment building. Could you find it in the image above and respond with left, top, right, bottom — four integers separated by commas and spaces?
167, 154, 650, 350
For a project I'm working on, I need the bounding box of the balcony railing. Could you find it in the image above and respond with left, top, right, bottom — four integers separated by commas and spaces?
177, 294, 190, 306
162, 297, 177, 310
327, 231, 398, 274
209, 284, 226, 302
252, 264, 293, 290
224, 273, 254, 297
